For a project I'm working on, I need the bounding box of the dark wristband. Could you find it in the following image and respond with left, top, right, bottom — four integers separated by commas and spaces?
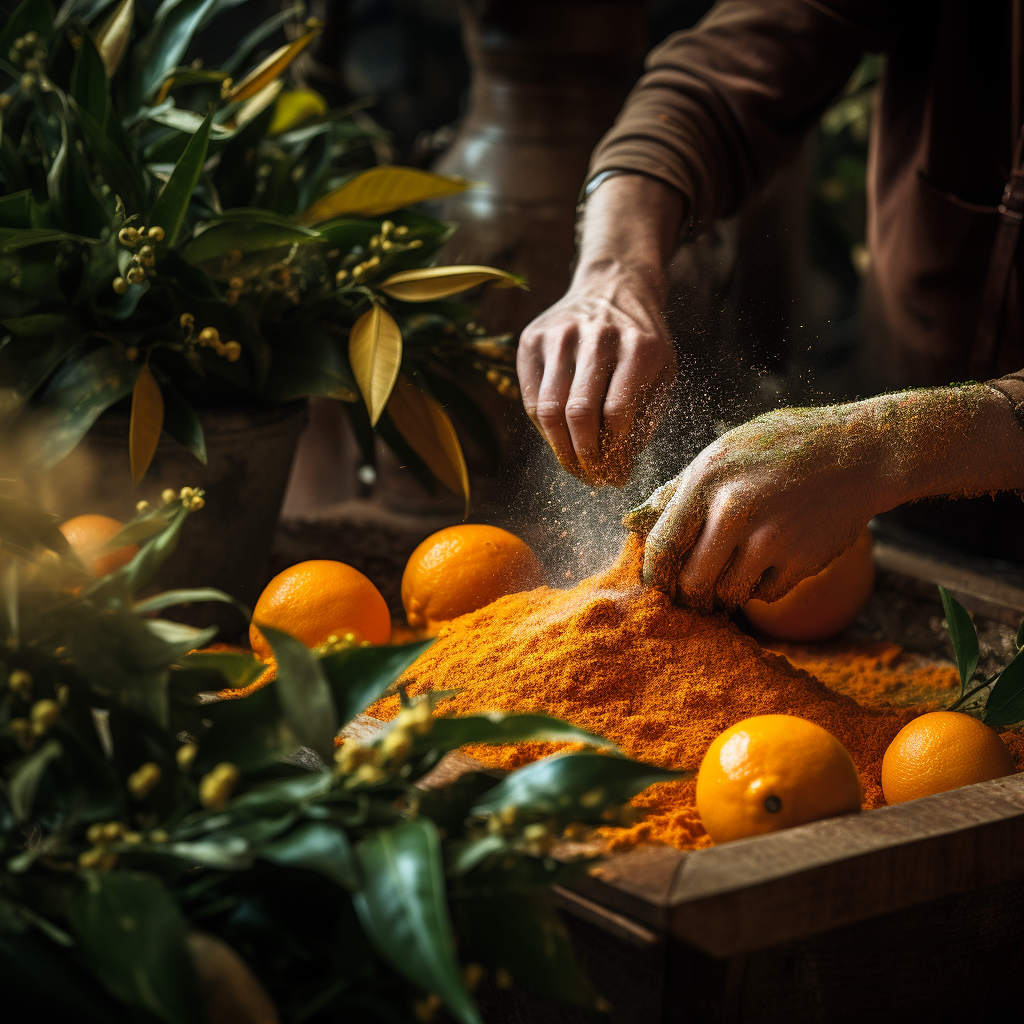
986, 372, 1024, 433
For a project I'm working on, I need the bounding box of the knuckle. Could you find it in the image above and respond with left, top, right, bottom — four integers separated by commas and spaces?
535, 400, 565, 426
564, 399, 595, 425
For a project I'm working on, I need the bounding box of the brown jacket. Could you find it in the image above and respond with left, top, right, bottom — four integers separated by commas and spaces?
589, 0, 1024, 388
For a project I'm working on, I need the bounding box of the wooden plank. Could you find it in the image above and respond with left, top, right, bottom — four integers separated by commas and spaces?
873, 538, 1024, 619
662, 773, 1024, 957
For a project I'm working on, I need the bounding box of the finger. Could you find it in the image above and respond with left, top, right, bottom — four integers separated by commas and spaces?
676, 510, 747, 612
643, 471, 706, 593
516, 332, 544, 423
621, 475, 681, 534
603, 332, 674, 444
534, 335, 582, 477
564, 331, 615, 481
715, 541, 776, 609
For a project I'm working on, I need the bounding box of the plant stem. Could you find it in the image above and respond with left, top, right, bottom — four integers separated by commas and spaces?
948, 676, 992, 712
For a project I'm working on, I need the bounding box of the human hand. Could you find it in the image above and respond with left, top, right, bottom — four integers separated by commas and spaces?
623, 403, 884, 611
517, 268, 676, 485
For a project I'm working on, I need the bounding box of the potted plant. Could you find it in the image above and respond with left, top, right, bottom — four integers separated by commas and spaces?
0, 0, 523, 611
0, 491, 680, 1022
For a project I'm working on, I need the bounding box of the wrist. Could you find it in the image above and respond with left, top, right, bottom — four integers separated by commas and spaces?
570, 255, 668, 303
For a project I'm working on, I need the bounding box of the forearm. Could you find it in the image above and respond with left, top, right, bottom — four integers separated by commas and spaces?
573, 174, 685, 300
870, 383, 1024, 510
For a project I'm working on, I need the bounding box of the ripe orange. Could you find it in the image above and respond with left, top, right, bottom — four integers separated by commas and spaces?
59, 514, 138, 576
696, 714, 862, 843
401, 524, 545, 634
743, 527, 875, 641
249, 560, 391, 660
881, 711, 1016, 805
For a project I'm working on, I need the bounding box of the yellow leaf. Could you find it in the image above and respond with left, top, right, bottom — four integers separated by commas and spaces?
129, 362, 164, 487
379, 264, 527, 302
295, 167, 471, 224
224, 25, 320, 105
94, 0, 134, 77
349, 305, 403, 427
233, 79, 284, 129
387, 376, 470, 508
270, 88, 328, 136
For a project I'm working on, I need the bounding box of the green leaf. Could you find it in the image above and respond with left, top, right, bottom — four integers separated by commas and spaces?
23, 348, 139, 471
69, 97, 145, 211
9, 740, 62, 822
70, 30, 109, 124
68, 872, 203, 1024
135, 587, 251, 618
0, 190, 34, 229
0, 227, 91, 252
471, 753, 685, 826
145, 618, 218, 646
178, 648, 265, 686
263, 324, 358, 403
939, 586, 979, 695
380, 265, 526, 303
982, 648, 1024, 726
181, 213, 320, 265
354, 819, 483, 1024
387, 712, 618, 761
261, 625, 338, 761
262, 820, 361, 889
128, 0, 220, 108
195, 684, 293, 773
85, 500, 190, 602
457, 892, 600, 1009
148, 105, 215, 246
158, 377, 207, 463
321, 640, 432, 727
0, 494, 75, 558
229, 771, 332, 813
223, 24, 319, 104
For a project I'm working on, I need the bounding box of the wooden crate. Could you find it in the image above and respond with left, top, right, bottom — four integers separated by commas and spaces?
478, 542, 1024, 1024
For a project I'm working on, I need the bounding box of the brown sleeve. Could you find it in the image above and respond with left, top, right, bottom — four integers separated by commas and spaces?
588, 0, 910, 235
988, 372, 1024, 434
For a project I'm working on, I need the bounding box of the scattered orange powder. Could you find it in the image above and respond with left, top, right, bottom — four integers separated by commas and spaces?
370, 536, 1020, 852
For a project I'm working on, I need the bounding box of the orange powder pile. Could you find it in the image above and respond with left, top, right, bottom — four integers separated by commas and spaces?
371, 536, 974, 852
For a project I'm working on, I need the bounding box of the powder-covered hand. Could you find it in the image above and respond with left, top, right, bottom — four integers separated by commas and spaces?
623, 403, 885, 611
624, 383, 1024, 611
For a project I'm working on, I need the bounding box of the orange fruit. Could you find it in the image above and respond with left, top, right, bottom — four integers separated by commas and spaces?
59, 514, 138, 576
401, 524, 545, 634
696, 714, 862, 843
249, 560, 391, 660
881, 711, 1016, 805
743, 527, 875, 641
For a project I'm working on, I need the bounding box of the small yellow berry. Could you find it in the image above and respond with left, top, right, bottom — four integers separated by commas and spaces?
147, 829, 169, 843
198, 327, 219, 346
112, 277, 128, 294
199, 762, 240, 809
20, 73, 35, 90
176, 742, 197, 771
101, 821, 126, 843
161, 488, 177, 504
179, 312, 194, 330
335, 269, 349, 284
86, 823, 106, 845
148, 226, 165, 241
228, 276, 244, 290
8, 668, 32, 697
118, 227, 139, 246
179, 486, 194, 500
23, 32, 37, 46
126, 266, 146, 284
78, 847, 117, 871
56, 685, 70, 707
30, 698, 60, 734
136, 500, 150, 513
223, 341, 241, 362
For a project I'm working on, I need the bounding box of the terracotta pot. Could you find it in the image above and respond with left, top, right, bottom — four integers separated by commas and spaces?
36, 403, 309, 635
433, 0, 648, 337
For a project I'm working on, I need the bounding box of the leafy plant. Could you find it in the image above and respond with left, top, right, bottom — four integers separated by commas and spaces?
0, 0, 525, 502
0, 493, 684, 1022
939, 585, 1024, 726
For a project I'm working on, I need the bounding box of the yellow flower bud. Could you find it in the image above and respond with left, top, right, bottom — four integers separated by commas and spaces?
148, 226, 165, 241
101, 821, 126, 843
78, 847, 117, 871
118, 227, 139, 246
147, 829, 169, 843
126, 266, 146, 284
223, 341, 241, 362
56, 685, 70, 707
198, 327, 219, 346
127, 761, 162, 800
136, 500, 150, 513
161, 488, 176, 504
86, 823, 105, 845
199, 762, 240, 809
112, 277, 128, 294
228, 276, 244, 290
